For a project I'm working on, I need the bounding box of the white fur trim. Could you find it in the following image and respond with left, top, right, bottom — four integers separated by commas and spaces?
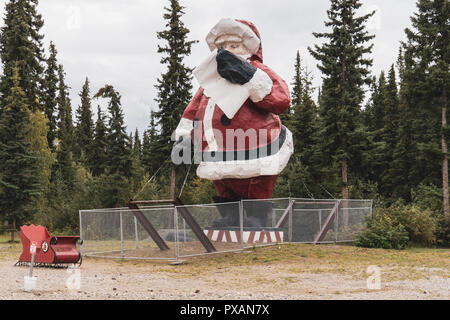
206, 18, 260, 55
215, 34, 242, 45
203, 99, 219, 151
174, 117, 193, 141
196, 127, 294, 180
245, 68, 273, 103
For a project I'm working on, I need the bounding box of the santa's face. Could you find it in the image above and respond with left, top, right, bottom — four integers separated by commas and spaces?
215, 34, 250, 56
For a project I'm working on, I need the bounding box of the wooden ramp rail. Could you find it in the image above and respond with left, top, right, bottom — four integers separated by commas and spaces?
127, 198, 216, 253
174, 198, 216, 253
275, 200, 295, 229
127, 200, 170, 251
313, 200, 341, 244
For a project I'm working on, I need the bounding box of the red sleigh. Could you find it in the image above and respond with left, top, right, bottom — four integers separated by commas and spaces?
15, 224, 82, 267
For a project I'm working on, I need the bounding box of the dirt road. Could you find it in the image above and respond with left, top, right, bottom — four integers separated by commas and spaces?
1, 244, 448, 300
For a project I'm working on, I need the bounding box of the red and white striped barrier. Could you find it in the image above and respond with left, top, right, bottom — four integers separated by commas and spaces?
204, 229, 283, 244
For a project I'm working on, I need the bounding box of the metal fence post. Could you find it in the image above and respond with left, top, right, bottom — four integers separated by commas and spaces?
318, 209, 322, 231
134, 216, 139, 249
370, 200, 373, 218
288, 199, 293, 242
239, 200, 244, 249
272, 206, 276, 228
79, 210, 83, 256
120, 211, 124, 258
183, 218, 187, 243
335, 206, 339, 243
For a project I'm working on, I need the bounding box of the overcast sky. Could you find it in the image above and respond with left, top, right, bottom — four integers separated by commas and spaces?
0, 0, 418, 137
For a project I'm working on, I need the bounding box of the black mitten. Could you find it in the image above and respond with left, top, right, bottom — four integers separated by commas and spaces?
216, 49, 257, 85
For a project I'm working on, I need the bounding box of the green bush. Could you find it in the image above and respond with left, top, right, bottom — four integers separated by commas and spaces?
391, 204, 436, 244
356, 202, 438, 249
355, 212, 410, 249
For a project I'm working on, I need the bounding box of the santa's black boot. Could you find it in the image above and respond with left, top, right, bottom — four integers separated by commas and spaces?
211, 196, 239, 228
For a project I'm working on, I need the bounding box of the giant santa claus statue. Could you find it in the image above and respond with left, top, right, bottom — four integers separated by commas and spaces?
173, 18, 293, 228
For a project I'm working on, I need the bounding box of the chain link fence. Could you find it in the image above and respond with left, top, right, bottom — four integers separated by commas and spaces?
79, 198, 372, 261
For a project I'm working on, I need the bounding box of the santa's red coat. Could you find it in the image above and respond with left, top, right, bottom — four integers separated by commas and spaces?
174, 20, 293, 199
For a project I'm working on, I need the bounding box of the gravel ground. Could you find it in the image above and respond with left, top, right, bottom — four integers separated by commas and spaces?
0, 259, 448, 300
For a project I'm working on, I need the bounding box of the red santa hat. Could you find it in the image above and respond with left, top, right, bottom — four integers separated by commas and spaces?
206, 18, 261, 55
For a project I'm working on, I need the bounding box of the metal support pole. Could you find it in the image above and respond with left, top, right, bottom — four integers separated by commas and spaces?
120, 211, 124, 258
134, 216, 139, 249
370, 200, 373, 218
174, 207, 179, 260
239, 200, 244, 249
29, 253, 35, 277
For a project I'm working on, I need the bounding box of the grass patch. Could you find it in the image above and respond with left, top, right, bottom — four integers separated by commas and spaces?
0, 233, 19, 244
0, 233, 22, 261
156, 244, 449, 281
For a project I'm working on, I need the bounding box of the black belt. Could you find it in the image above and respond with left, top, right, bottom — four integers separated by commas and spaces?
202, 126, 287, 162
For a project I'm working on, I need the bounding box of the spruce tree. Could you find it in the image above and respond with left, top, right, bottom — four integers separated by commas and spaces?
142, 111, 160, 175
133, 128, 142, 156
154, 0, 197, 198
130, 129, 145, 195
0, 66, 40, 241
74, 77, 94, 164
93, 85, 132, 207
142, 131, 151, 171
379, 65, 400, 196
291, 51, 304, 108
54, 64, 75, 191
91, 106, 108, 176
94, 85, 132, 177
402, 0, 449, 219
366, 72, 387, 134
57, 65, 74, 146
362, 67, 401, 199
277, 51, 320, 198
281, 51, 304, 125
391, 80, 415, 200
308, 0, 375, 200
42, 42, 59, 150
363, 72, 387, 185
0, 0, 45, 112
387, 48, 413, 200
142, 131, 150, 166
291, 58, 317, 167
